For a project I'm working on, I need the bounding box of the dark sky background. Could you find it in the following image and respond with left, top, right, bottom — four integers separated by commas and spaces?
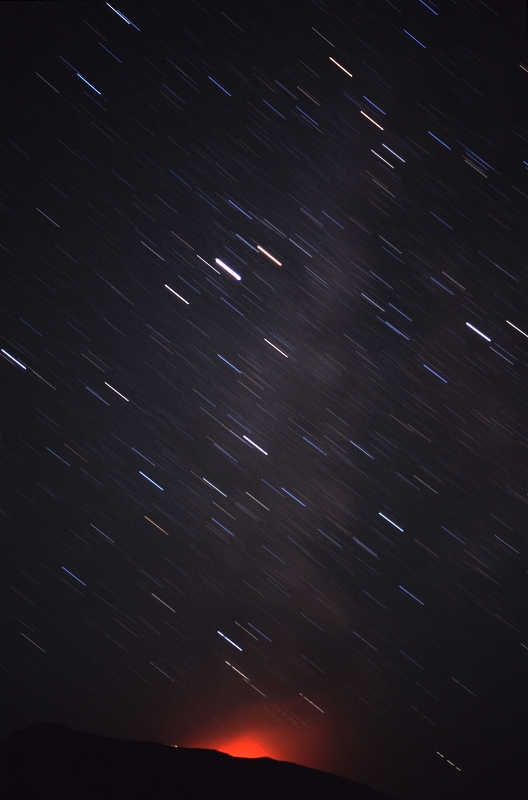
1, 2, 526, 799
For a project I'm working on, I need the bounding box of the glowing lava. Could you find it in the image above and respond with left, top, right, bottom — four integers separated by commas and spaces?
181, 702, 341, 773
213, 732, 281, 760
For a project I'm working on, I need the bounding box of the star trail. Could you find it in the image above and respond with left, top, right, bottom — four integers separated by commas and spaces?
1, 2, 526, 799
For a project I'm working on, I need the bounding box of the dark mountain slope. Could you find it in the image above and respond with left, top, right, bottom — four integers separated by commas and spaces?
0, 723, 397, 800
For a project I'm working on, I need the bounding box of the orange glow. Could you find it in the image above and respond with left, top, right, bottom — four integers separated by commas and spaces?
181, 703, 335, 771
178, 701, 361, 784
213, 732, 281, 760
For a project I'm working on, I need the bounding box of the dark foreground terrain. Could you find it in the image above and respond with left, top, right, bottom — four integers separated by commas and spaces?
0, 724, 396, 799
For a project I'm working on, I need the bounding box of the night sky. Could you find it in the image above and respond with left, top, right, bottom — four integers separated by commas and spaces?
1, 2, 526, 799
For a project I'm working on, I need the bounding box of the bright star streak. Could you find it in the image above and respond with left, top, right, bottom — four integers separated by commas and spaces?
218, 631, 242, 651
466, 322, 491, 342
257, 245, 282, 265
1, 349, 27, 369
243, 436, 268, 455
139, 472, 164, 491
165, 284, 189, 304
214, 258, 241, 280
329, 57, 353, 77
506, 320, 528, 338
379, 513, 404, 531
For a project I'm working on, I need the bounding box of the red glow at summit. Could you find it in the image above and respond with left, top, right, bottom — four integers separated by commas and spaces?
179, 705, 343, 775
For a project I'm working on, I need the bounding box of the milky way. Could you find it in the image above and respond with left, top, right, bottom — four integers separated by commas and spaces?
1, 3, 526, 799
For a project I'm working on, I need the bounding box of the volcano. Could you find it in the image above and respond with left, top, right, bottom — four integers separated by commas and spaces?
0, 723, 397, 799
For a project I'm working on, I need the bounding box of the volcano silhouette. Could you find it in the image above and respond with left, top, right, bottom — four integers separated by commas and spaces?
0, 723, 397, 799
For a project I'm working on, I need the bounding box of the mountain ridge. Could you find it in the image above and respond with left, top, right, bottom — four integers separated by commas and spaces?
0, 723, 398, 799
